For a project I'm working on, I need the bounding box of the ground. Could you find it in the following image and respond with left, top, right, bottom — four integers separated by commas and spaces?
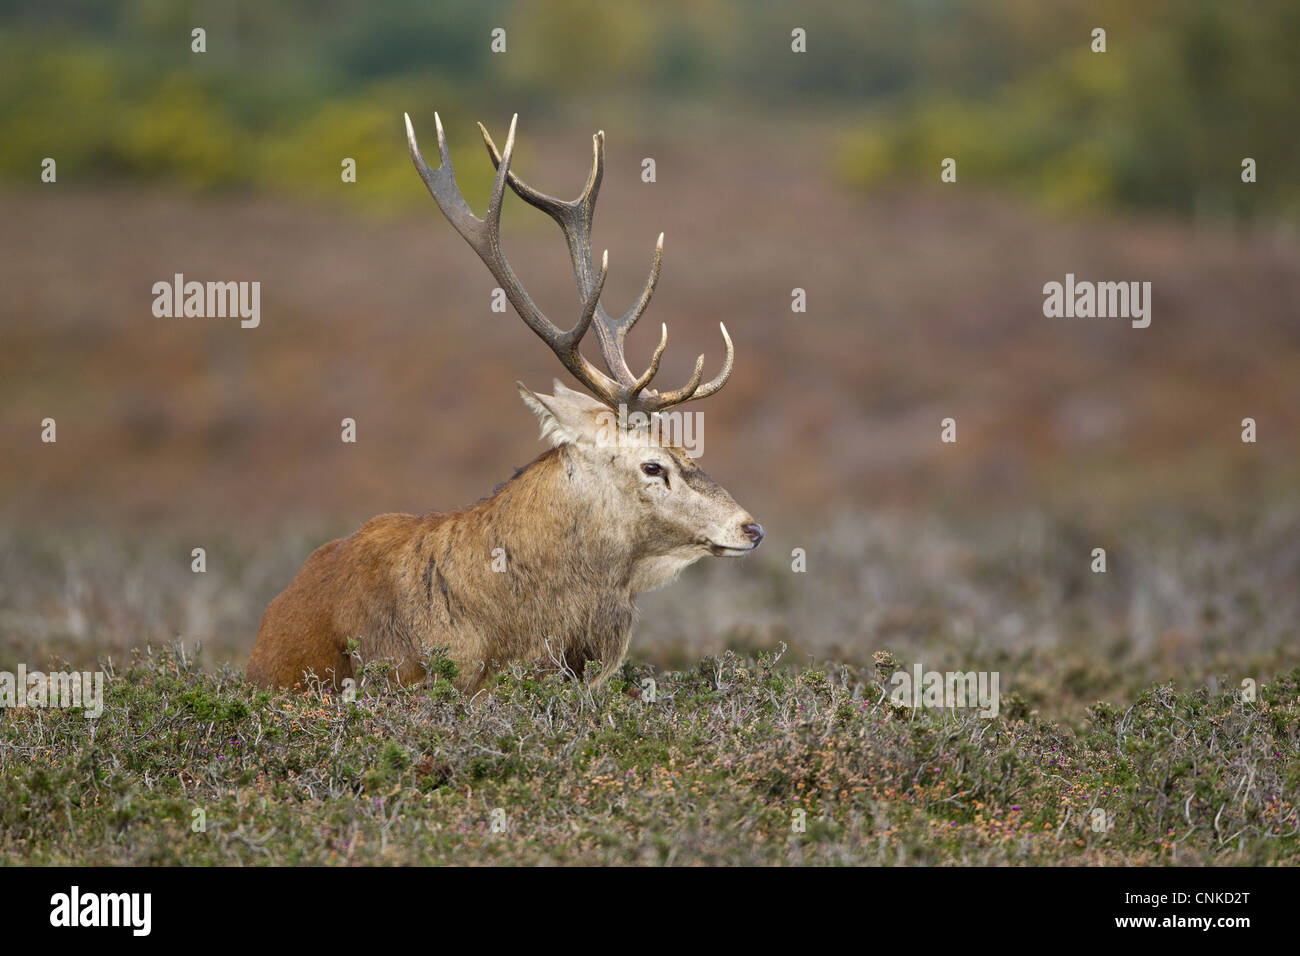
3, 644, 1297, 865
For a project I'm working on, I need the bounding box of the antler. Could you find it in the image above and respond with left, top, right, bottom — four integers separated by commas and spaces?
405, 111, 733, 414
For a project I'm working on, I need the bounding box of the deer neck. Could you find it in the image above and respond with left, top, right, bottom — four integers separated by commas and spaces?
469, 446, 639, 592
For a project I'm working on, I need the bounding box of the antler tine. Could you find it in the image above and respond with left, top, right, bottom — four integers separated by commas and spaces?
690, 323, 736, 401
631, 323, 670, 393
480, 123, 668, 403
480, 127, 613, 347
479, 124, 602, 244
406, 112, 538, 323
483, 113, 518, 238
420, 113, 735, 415
613, 232, 663, 343
406, 112, 622, 405
645, 323, 735, 411
479, 121, 614, 341
405, 112, 478, 240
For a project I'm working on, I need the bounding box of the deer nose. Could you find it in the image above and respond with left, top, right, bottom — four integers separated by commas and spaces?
741, 522, 764, 546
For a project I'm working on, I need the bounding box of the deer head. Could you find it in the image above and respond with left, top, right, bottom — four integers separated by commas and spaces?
404, 112, 763, 589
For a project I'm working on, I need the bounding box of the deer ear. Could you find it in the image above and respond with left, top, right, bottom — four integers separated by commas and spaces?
550, 379, 591, 400
517, 382, 608, 447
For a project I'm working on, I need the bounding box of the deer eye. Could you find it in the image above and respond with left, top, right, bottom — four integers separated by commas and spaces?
641, 461, 665, 477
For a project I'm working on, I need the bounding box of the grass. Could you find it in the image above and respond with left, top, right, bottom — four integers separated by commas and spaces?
3, 643, 1297, 865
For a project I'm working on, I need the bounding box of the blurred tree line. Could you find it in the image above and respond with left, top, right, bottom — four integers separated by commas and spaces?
0, 0, 1293, 222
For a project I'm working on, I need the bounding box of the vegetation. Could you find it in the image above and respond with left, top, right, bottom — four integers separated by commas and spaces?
840, 0, 1300, 222
2, 644, 1297, 864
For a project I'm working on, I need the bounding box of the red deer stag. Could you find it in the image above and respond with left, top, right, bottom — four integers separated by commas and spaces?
246, 112, 763, 693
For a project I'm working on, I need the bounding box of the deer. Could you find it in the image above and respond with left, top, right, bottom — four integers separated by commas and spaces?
245, 112, 763, 694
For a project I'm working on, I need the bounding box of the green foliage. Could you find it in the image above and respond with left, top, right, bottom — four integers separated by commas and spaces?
420, 644, 461, 703
117, 76, 245, 188
177, 686, 251, 722
1, 1, 1293, 220
839, 1, 1300, 221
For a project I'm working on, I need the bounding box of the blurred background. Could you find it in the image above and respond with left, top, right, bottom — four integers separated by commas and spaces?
2, 0, 1297, 716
